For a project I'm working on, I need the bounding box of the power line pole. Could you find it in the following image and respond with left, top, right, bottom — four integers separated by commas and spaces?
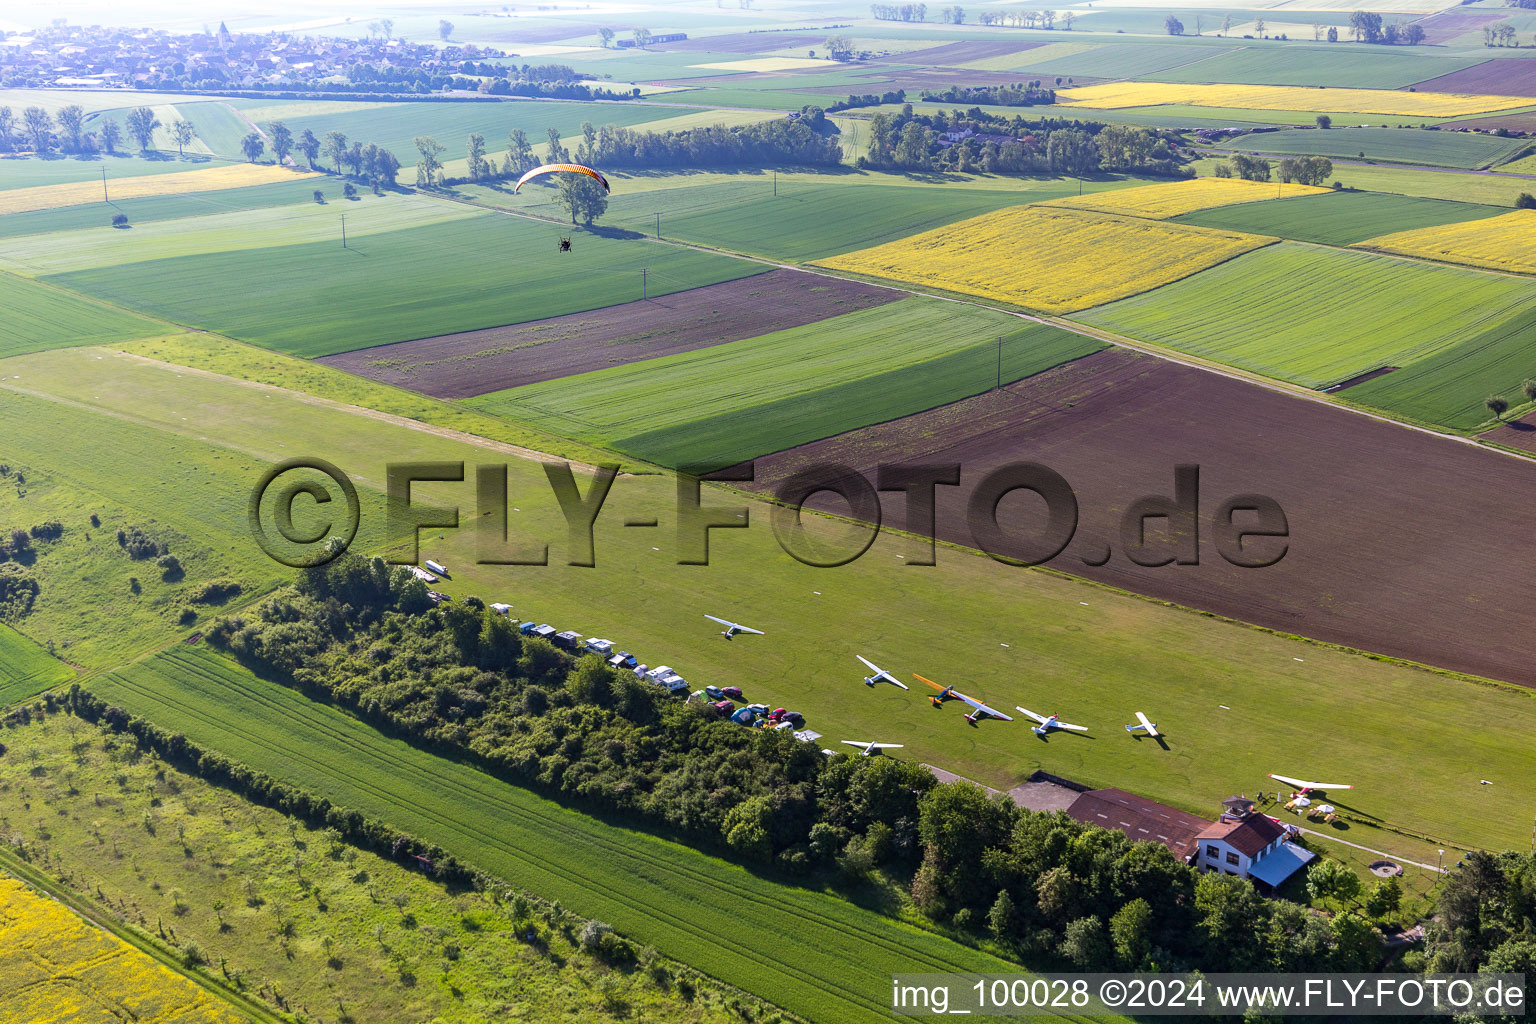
641, 268, 647, 300
341, 213, 347, 248
655, 211, 661, 238
773, 168, 777, 196
102, 167, 108, 202
996, 337, 1002, 390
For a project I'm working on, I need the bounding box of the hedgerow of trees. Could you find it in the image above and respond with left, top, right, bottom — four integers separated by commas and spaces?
166, 551, 1390, 972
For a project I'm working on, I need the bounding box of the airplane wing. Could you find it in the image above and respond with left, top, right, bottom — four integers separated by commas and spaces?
1270, 773, 1353, 790
887, 677, 909, 690
914, 674, 946, 693
704, 614, 731, 627
737, 625, 764, 635
972, 701, 1013, 722
841, 740, 872, 748
857, 655, 883, 674
1014, 706, 1049, 725
870, 743, 904, 749
1136, 712, 1158, 736
1054, 721, 1089, 733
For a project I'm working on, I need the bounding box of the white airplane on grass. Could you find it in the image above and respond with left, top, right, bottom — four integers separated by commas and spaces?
1124, 712, 1160, 738
1269, 773, 1354, 795
841, 740, 905, 757
705, 614, 764, 640
856, 655, 909, 690
1015, 706, 1089, 738
914, 675, 1014, 725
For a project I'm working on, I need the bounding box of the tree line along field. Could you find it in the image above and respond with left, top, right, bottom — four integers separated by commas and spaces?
469, 299, 1103, 470
1211, 126, 1531, 170
45, 212, 763, 358
1075, 242, 1536, 390
88, 645, 1045, 1024
0, 874, 245, 1024
0, 714, 762, 1024
12, 342, 1536, 853
0, 624, 74, 706
1172, 190, 1508, 246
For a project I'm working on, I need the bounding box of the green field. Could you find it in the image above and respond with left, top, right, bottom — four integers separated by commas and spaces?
1149, 46, 1482, 89
0, 713, 762, 1024
0, 178, 341, 240
48, 213, 763, 357
1024, 41, 1222, 79
0, 271, 162, 358
89, 645, 1037, 1024
490, 174, 1123, 263
1216, 126, 1529, 170
0, 191, 481, 276
274, 99, 670, 167
657, 87, 850, 110
1345, 303, 1536, 430
470, 299, 1103, 469
6, 344, 1536, 857
0, 153, 228, 191
1173, 190, 1507, 245
1076, 242, 1536, 389
166, 101, 258, 161
1191, 159, 1536, 207
0, 624, 73, 706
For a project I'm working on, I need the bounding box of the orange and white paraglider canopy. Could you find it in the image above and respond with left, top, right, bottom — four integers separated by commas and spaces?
513, 163, 611, 194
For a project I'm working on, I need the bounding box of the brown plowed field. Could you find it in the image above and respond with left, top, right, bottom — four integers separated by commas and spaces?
738, 348, 1536, 686
1408, 12, 1505, 45
870, 40, 1043, 66
650, 32, 826, 53
1412, 59, 1536, 97
318, 269, 900, 399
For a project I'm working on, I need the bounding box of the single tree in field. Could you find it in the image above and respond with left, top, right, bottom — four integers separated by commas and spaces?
170, 119, 196, 157
558, 172, 608, 225
269, 121, 293, 164
240, 132, 265, 162
598, 27, 614, 47
438, 18, 453, 41
633, 27, 652, 48
125, 107, 160, 152
297, 128, 321, 169
22, 106, 54, 153
313, 189, 325, 204
504, 129, 535, 175
99, 118, 122, 154
466, 132, 488, 180
1221, 13, 1232, 35
1254, 16, 1265, 36
1164, 14, 1183, 35
1306, 858, 1362, 912
322, 129, 348, 173
1327, 25, 1339, 42
414, 135, 445, 186
1516, 192, 1536, 210
1486, 395, 1510, 421
1404, 23, 1425, 44
1062, 11, 1074, 29
0, 106, 15, 152
1316, 114, 1332, 129
545, 126, 570, 163
56, 104, 85, 152
1523, 379, 1536, 405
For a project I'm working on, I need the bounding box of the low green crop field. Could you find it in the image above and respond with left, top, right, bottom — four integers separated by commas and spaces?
0, 271, 163, 358
0, 178, 337, 240
0, 191, 481, 276
1076, 242, 1536, 388
0, 153, 227, 191
89, 645, 1038, 1024
1215, 126, 1529, 169
1189, 159, 1536, 207
274, 99, 668, 167
1025, 41, 1219, 78
658, 87, 849, 110
47, 213, 762, 357
0, 624, 73, 707
0, 714, 759, 1024
1344, 304, 1536, 430
170, 102, 257, 161
1150, 46, 1482, 89
1173, 190, 1507, 245
496, 175, 1111, 263
470, 299, 1103, 469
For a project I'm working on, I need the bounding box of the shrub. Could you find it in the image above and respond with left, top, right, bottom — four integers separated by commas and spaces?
112, 212, 129, 227
187, 578, 241, 604
0, 564, 39, 620
29, 521, 63, 541
343, 182, 358, 199
313, 189, 325, 203
118, 526, 167, 560
157, 554, 183, 580
1517, 193, 1536, 210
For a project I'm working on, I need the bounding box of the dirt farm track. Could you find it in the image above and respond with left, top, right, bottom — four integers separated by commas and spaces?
742, 349, 1536, 687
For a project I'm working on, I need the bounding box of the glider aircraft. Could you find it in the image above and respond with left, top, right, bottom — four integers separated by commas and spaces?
1016, 707, 1089, 738
1124, 712, 1159, 738
705, 614, 764, 640
841, 740, 905, 757
856, 655, 909, 690
1269, 773, 1354, 795
914, 675, 1013, 724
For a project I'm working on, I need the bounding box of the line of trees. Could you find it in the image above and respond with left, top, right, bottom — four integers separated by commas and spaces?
1214, 154, 1335, 186
248, 120, 401, 187
919, 82, 1056, 108
177, 552, 1393, 973
979, 9, 1071, 29
0, 104, 162, 157
870, 3, 927, 20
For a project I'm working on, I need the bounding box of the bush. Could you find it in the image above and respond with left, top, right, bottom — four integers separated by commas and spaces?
117, 526, 167, 560
313, 189, 325, 203
157, 554, 183, 581
0, 564, 39, 620
29, 521, 63, 541
187, 578, 241, 604
112, 212, 129, 227
1517, 193, 1536, 210
343, 182, 358, 199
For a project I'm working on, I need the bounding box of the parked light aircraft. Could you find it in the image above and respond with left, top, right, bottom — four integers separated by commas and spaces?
856, 655, 909, 689
914, 675, 1013, 724
840, 740, 905, 757
1124, 712, 1159, 738
1269, 773, 1354, 794
705, 615, 764, 640
1016, 706, 1089, 738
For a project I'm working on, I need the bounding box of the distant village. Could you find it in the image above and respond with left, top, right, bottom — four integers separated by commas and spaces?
0, 21, 591, 94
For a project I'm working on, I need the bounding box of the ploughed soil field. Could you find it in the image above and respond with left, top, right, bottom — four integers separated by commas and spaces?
737, 348, 1536, 686
869, 40, 1042, 66
1409, 12, 1506, 45
1413, 59, 1536, 97
319, 269, 897, 398
650, 32, 826, 53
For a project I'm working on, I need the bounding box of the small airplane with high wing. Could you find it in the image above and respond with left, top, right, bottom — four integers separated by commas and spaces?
1124, 712, 1160, 738
1269, 773, 1354, 795
704, 614, 764, 640
856, 655, 909, 690
841, 740, 905, 757
914, 675, 1014, 725
1015, 706, 1089, 738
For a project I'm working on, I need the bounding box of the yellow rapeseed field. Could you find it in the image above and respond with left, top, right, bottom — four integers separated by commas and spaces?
0, 162, 318, 216
1041, 177, 1329, 220
1057, 81, 1533, 117
816, 205, 1275, 313
0, 876, 242, 1024
1354, 209, 1536, 275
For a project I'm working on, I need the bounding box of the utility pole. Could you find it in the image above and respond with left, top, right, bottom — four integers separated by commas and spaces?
773, 168, 777, 196
102, 167, 108, 202
996, 337, 1002, 390
641, 268, 647, 300
655, 211, 661, 238
341, 213, 347, 248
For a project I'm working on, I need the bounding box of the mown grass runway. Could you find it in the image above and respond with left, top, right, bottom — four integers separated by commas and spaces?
89, 646, 1050, 1024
